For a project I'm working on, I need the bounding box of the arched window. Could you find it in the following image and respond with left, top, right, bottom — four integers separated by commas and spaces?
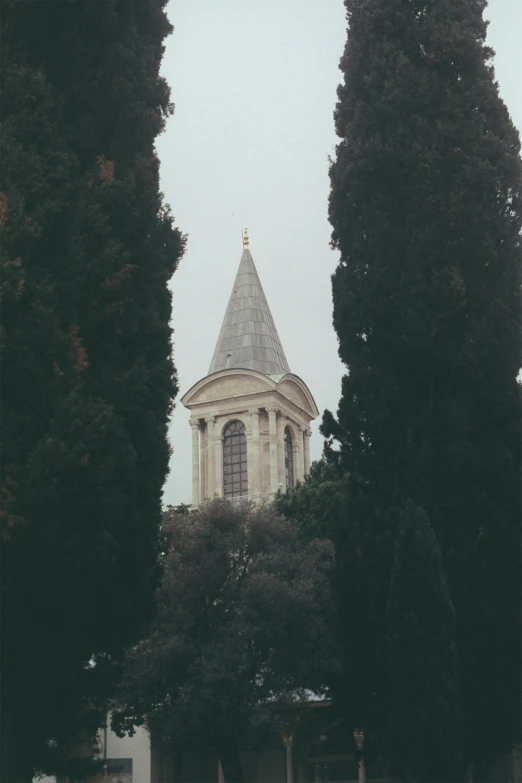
223, 420, 248, 498
284, 426, 294, 489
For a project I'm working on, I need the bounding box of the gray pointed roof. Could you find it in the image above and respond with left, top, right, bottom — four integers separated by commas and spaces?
208, 247, 290, 377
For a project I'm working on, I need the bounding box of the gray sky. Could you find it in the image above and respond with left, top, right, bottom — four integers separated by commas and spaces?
158, 0, 522, 507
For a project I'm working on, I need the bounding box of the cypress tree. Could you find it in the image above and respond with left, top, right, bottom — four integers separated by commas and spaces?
276, 462, 391, 759
0, 3, 184, 780
325, 0, 521, 775
385, 501, 462, 782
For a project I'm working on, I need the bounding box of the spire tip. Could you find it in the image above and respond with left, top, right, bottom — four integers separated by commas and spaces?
242, 228, 249, 249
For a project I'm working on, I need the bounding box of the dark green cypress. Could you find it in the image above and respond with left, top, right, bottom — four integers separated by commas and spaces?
325, 0, 521, 775
385, 501, 462, 782
275, 462, 391, 759
0, 3, 184, 780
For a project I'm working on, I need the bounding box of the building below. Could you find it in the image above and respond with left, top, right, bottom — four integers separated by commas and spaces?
92, 723, 152, 783
34, 721, 151, 783
149, 701, 372, 783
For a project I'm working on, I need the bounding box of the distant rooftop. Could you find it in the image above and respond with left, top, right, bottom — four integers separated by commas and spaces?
208, 238, 290, 377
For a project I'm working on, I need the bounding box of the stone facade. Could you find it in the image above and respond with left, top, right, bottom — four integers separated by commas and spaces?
181, 368, 318, 505
182, 235, 319, 507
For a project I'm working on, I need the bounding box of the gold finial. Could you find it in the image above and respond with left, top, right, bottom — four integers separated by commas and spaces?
242, 227, 249, 249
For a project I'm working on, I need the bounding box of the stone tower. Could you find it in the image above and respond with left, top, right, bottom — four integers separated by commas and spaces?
181, 231, 318, 505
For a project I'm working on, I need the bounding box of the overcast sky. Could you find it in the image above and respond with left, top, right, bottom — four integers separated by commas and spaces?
158, 0, 522, 507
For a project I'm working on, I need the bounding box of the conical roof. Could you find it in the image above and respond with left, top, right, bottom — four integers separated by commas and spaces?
208, 246, 290, 377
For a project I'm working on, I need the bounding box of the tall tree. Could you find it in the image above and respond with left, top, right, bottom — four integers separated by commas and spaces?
275, 461, 391, 760
325, 0, 521, 776
113, 500, 337, 783
0, 3, 184, 780
385, 501, 462, 782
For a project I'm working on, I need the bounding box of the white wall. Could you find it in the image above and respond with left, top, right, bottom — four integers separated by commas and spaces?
105, 723, 151, 783
33, 723, 151, 783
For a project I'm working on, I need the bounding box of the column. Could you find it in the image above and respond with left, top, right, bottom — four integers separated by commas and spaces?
296, 426, 305, 482
277, 413, 286, 489
354, 729, 366, 783
218, 760, 225, 783
189, 420, 200, 506
205, 416, 216, 498
303, 428, 311, 477
249, 408, 261, 497
267, 406, 279, 495
200, 425, 207, 500
513, 744, 522, 783
292, 440, 299, 485
284, 735, 294, 783
214, 422, 223, 498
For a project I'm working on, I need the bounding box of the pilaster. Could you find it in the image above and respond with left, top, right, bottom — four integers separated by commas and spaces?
267, 406, 279, 495
296, 425, 305, 482
277, 412, 286, 489
214, 424, 223, 498
303, 428, 311, 477
205, 416, 216, 498
249, 408, 261, 497
189, 419, 200, 506
200, 424, 207, 500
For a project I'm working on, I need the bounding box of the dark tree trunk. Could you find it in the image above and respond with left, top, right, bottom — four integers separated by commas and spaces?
217, 738, 246, 783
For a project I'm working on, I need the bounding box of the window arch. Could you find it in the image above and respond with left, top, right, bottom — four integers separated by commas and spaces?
223, 420, 248, 498
284, 426, 294, 489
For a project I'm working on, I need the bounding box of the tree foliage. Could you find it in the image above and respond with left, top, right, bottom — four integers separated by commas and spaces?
0, 3, 184, 779
385, 501, 462, 782
325, 0, 521, 775
276, 462, 392, 760
113, 500, 337, 783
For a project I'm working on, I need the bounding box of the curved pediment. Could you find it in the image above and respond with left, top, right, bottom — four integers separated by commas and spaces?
276, 374, 319, 419
181, 368, 276, 407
